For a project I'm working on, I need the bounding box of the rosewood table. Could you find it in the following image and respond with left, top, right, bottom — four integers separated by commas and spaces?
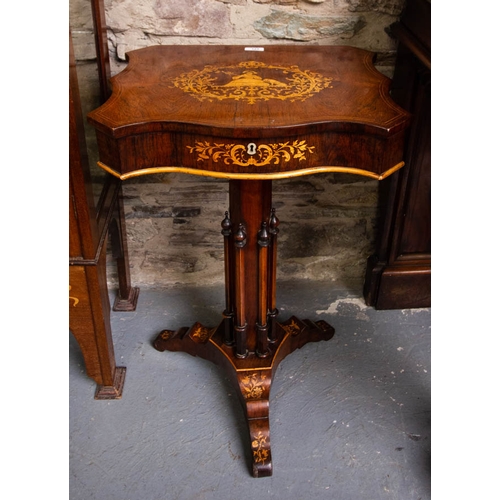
88, 45, 410, 477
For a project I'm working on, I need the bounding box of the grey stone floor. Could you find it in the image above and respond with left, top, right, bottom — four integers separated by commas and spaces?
69, 281, 430, 500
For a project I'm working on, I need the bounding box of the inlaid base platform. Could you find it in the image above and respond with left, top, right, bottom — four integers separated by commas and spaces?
153, 316, 334, 477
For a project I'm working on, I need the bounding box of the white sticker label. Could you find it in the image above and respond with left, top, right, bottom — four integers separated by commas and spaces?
245, 47, 264, 52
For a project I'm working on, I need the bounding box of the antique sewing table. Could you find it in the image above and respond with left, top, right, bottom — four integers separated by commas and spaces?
88, 45, 410, 477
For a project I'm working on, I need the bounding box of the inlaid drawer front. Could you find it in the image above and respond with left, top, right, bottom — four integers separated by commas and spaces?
186, 140, 316, 168
96, 130, 405, 181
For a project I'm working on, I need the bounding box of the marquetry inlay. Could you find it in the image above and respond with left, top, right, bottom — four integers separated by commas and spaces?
241, 372, 267, 400
171, 60, 332, 104
252, 432, 270, 465
281, 318, 301, 336
187, 140, 315, 167
69, 286, 79, 307
190, 323, 214, 342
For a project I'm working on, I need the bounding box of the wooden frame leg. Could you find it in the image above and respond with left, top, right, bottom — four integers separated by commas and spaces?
70, 244, 126, 400
109, 185, 140, 312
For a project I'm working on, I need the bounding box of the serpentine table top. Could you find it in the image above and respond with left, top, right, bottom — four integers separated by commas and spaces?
88, 44, 410, 182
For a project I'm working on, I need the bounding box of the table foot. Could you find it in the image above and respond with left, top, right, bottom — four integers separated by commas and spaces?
152, 316, 334, 477
94, 366, 126, 400
113, 286, 140, 312
248, 417, 273, 477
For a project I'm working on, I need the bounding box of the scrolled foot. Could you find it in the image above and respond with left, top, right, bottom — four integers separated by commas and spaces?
279, 316, 335, 352
152, 327, 189, 352
152, 322, 217, 356
236, 370, 274, 477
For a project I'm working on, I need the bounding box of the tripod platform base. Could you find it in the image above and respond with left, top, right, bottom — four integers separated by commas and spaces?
153, 316, 334, 477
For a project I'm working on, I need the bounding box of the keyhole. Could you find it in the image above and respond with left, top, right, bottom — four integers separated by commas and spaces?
247, 143, 257, 155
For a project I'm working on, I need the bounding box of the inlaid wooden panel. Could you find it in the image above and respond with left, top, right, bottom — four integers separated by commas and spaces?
88, 45, 410, 181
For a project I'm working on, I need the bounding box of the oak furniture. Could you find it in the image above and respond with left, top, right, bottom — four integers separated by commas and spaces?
88, 45, 410, 475
364, 0, 431, 309
69, 15, 138, 399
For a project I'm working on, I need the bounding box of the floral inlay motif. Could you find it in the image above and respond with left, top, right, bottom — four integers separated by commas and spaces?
281, 319, 301, 336
171, 60, 332, 104
241, 372, 267, 400
190, 323, 214, 342
187, 140, 315, 167
160, 330, 174, 341
252, 432, 270, 465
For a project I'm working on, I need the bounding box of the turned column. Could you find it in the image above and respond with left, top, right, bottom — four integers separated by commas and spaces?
228, 180, 273, 356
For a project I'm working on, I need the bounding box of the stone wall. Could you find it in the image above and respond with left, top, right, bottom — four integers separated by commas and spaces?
70, 0, 405, 290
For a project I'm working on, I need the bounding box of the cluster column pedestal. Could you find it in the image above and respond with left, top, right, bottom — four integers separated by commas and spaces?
153, 179, 335, 477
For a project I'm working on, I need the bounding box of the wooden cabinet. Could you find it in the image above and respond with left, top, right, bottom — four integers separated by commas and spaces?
364, 0, 431, 309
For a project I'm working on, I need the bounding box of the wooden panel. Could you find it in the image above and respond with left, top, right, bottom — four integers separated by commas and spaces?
69, 265, 112, 386
69, 32, 100, 260
89, 45, 409, 138
398, 66, 431, 256
363, 0, 431, 309
69, 252, 126, 399
376, 267, 431, 310
70, 16, 135, 398
90, 0, 111, 103
88, 45, 410, 181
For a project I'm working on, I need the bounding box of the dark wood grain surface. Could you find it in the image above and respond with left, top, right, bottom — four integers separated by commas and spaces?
88, 45, 410, 180
87, 43, 411, 474
363, 0, 431, 309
